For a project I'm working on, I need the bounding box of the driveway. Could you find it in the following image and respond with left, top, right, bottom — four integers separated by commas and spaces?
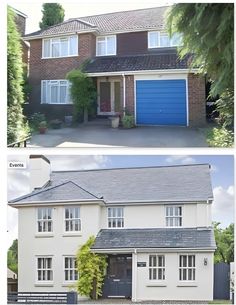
27, 123, 208, 148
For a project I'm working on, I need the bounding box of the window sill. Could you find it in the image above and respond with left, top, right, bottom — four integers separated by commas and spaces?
35, 282, 54, 287
62, 232, 82, 237
35, 233, 54, 238
42, 55, 78, 59
146, 281, 167, 287
40, 103, 73, 105
177, 282, 198, 287
96, 54, 116, 57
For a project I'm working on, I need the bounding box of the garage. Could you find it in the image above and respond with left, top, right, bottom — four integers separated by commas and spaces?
136, 79, 187, 126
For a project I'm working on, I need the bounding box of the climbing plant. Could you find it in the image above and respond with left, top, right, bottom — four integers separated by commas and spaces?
76, 236, 107, 299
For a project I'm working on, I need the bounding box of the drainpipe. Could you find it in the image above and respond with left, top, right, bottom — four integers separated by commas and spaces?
122, 73, 126, 115
132, 248, 137, 302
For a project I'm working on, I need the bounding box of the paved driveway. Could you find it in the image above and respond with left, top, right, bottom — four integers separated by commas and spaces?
28, 124, 208, 148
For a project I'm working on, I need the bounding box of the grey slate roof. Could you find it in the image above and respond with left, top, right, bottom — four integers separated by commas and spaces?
24, 6, 169, 38
84, 53, 191, 73
11, 181, 100, 203
10, 164, 213, 205
91, 228, 216, 249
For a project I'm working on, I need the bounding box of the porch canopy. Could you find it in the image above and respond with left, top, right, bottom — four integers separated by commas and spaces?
91, 228, 216, 253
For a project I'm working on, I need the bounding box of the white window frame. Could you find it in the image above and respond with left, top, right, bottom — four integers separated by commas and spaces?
96, 35, 116, 56
37, 207, 53, 233
64, 256, 78, 283
36, 256, 53, 283
64, 206, 81, 233
148, 31, 181, 48
179, 255, 196, 281
41, 80, 72, 105
42, 35, 78, 58
149, 255, 165, 281
165, 205, 182, 227
107, 207, 124, 228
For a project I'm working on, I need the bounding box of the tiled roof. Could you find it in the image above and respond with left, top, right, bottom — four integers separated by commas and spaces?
24, 6, 169, 38
91, 228, 216, 249
84, 52, 191, 73
10, 181, 100, 203
10, 164, 213, 204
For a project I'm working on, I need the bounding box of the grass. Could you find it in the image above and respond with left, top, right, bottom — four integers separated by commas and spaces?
208, 300, 231, 304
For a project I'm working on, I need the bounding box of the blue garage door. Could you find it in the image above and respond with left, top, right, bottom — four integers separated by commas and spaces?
136, 79, 187, 126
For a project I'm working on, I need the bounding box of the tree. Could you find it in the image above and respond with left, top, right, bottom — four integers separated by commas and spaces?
66, 70, 97, 123
39, 3, 65, 30
166, 4, 234, 147
76, 236, 107, 299
7, 7, 29, 144
7, 239, 18, 274
214, 222, 234, 264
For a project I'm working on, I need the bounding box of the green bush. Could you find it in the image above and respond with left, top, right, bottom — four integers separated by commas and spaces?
207, 127, 234, 147
122, 115, 135, 128
29, 113, 46, 131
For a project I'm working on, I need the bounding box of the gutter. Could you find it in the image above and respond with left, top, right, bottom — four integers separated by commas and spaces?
91, 247, 216, 253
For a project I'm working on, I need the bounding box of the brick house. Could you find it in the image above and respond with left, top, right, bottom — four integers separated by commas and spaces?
24, 6, 206, 127
9, 156, 216, 301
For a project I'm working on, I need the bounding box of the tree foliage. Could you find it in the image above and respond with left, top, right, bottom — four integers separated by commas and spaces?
166, 3, 234, 97
39, 3, 65, 30
76, 236, 107, 299
7, 7, 29, 144
214, 222, 234, 264
66, 70, 97, 123
7, 239, 18, 274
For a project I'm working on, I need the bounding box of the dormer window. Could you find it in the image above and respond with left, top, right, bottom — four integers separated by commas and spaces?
42, 35, 78, 58
96, 35, 116, 56
148, 31, 182, 48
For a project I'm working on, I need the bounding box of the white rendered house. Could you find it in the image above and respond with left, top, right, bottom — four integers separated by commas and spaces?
9, 155, 216, 302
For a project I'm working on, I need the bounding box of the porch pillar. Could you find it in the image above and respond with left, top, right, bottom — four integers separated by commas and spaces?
122, 73, 126, 114
132, 250, 137, 302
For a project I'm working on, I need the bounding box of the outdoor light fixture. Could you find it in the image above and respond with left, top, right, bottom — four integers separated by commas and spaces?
204, 258, 208, 265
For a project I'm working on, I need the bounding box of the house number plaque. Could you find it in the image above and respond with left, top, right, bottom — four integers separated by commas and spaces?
137, 262, 146, 267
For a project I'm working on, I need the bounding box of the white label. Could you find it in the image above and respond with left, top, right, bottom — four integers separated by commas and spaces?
8, 161, 27, 169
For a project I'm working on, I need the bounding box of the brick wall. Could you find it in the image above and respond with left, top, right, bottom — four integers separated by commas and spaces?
188, 73, 206, 127
125, 75, 135, 115
28, 33, 96, 118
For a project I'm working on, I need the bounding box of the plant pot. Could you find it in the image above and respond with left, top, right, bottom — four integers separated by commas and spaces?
111, 117, 120, 128
39, 127, 47, 134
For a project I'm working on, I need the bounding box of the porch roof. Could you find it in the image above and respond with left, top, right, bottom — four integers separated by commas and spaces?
84, 53, 191, 74
91, 228, 216, 250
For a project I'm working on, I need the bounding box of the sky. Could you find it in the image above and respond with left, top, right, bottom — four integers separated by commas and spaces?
7, 154, 234, 248
8, 0, 172, 34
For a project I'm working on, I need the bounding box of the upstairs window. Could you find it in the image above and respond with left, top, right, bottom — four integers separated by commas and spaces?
42, 35, 78, 58
37, 208, 53, 232
179, 255, 196, 281
149, 255, 165, 280
165, 206, 182, 227
108, 207, 124, 228
96, 36, 116, 56
148, 31, 182, 48
41, 80, 72, 104
65, 206, 81, 232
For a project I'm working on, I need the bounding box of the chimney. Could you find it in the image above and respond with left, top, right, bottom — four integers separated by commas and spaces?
29, 155, 51, 192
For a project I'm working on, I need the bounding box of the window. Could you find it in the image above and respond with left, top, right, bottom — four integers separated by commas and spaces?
37, 208, 53, 232
149, 255, 165, 280
42, 35, 78, 58
165, 206, 182, 227
96, 36, 116, 56
148, 31, 182, 48
179, 255, 196, 281
108, 207, 124, 228
64, 257, 78, 281
65, 207, 81, 232
41, 80, 72, 104
37, 257, 53, 281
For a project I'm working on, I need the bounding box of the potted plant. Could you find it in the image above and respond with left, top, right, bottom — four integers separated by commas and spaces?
50, 119, 62, 129
38, 121, 47, 134
110, 112, 120, 128
121, 114, 135, 128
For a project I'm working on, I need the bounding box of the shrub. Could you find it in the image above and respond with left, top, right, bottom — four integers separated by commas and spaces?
207, 127, 234, 147
29, 113, 46, 131
50, 119, 62, 129
122, 115, 135, 128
